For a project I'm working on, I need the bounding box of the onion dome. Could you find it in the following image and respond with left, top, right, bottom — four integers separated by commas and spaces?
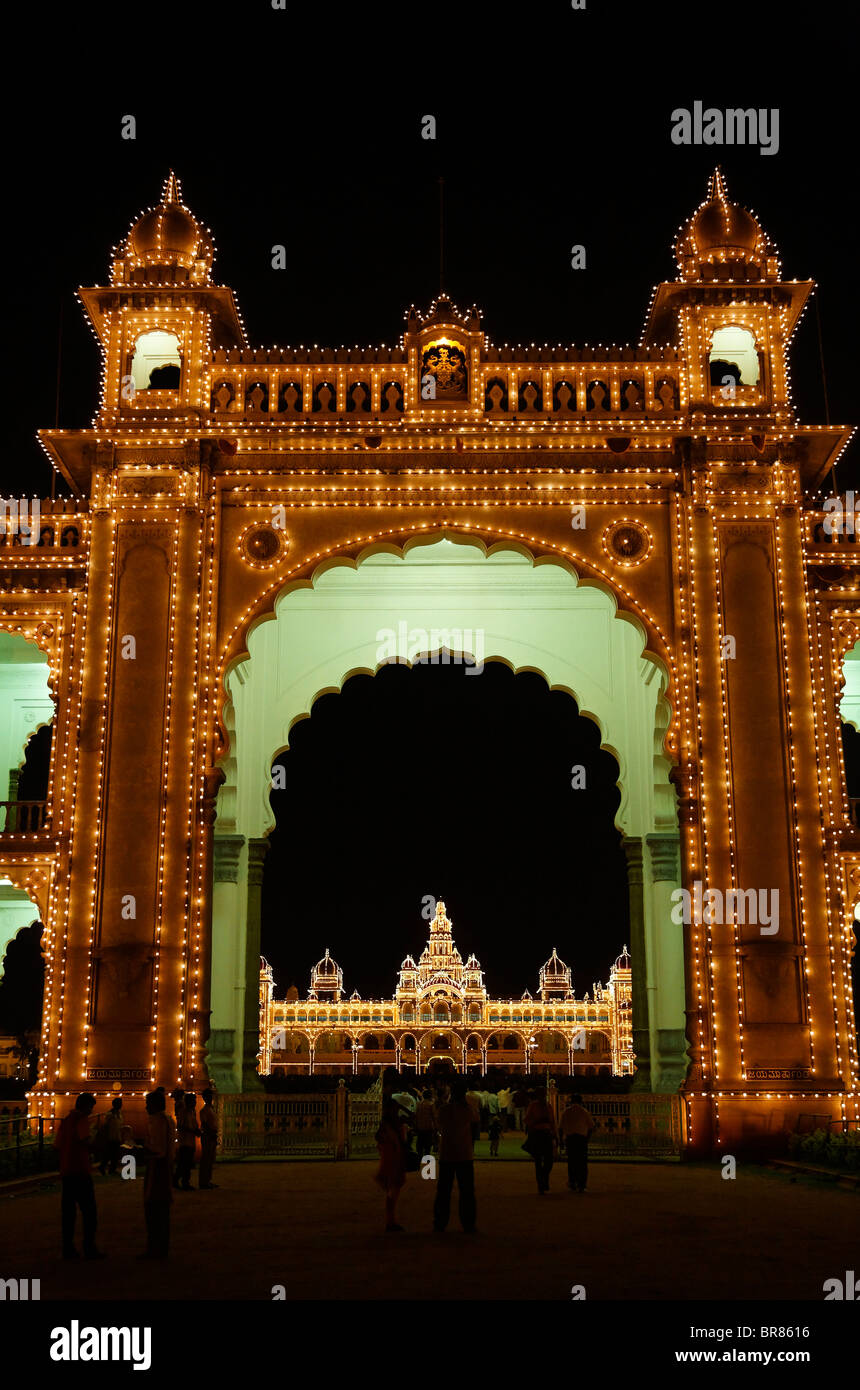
114, 172, 215, 284
614, 944, 632, 970
539, 946, 572, 997
465, 952, 481, 969
674, 169, 777, 281
310, 948, 344, 998
401, 954, 417, 970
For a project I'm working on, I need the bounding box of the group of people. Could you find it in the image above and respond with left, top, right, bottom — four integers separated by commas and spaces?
375, 1077, 596, 1232
55, 1085, 219, 1260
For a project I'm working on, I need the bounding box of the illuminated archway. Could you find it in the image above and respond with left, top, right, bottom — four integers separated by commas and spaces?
209, 532, 684, 1095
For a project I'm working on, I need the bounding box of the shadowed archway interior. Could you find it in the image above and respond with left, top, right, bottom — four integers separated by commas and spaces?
263, 660, 627, 1000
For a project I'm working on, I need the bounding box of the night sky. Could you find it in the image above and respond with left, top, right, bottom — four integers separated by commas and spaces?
4, 8, 857, 1014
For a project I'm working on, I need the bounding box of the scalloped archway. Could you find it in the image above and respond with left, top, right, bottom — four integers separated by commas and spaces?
208, 532, 686, 1096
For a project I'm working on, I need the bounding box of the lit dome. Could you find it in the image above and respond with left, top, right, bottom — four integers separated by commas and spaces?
118, 172, 215, 282
314, 949, 339, 977
614, 945, 632, 970
400, 954, 417, 970
309, 947, 344, 999
675, 169, 775, 279
542, 947, 568, 977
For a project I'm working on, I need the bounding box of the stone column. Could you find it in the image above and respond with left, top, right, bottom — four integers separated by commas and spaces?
647, 831, 689, 1092
623, 835, 651, 1090
242, 837, 269, 1090
208, 833, 245, 1092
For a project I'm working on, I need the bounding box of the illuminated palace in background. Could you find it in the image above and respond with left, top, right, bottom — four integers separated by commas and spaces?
259, 900, 634, 1076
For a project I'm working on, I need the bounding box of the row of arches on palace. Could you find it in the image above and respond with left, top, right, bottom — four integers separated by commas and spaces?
0, 526, 80, 549
205, 376, 683, 416
269, 1031, 612, 1053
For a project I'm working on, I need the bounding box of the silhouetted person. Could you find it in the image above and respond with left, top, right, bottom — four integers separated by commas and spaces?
561, 1094, 595, 1192
374, 1099, 408, 1232
488, 1115, 503, 1156
525, 1086, 557, 1194
414, 1090, 436, 1157
140, 1089, 175, 1259
176, 1093, 200, 1190
55, 1093, 104, 1259
99, 1097, 123, 1175
464, 1084, 481, 1143
168, 1088, 185, 1186
198, 1089, 218, 1189
433, 1079, 477, 1234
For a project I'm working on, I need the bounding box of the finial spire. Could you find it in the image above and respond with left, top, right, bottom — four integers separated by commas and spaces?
162, 170, 181, 205
707, 167, 728, 202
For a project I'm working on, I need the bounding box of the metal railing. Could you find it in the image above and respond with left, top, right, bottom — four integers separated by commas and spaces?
0, 1113, 48, 1178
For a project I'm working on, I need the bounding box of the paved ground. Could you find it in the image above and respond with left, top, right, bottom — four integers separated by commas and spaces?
1, 1156, 856, 1301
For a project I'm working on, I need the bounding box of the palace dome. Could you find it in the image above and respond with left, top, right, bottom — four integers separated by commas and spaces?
119, 172, 215, 280
614, 945, 632, 969
314, 949, 339, 977
542, 947, 568, 976
675, 169, 774, 278
400, 954, 417, 970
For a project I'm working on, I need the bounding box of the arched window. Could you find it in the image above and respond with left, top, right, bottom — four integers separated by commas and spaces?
709, 326, 760, 387
130, 331, 182, 391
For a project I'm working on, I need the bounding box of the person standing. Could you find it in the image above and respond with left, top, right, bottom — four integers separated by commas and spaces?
374, 1100, 408, 1232
198, 1089, 218, 1189
414, 1089, 436, 1157
512, 1081, 530, 1132
55, 1093, 104, 1260
524, 1086, 557, 1194
433, 1079, 477, 1234
99, 1096, 123, 1175
464, 1083, 482, 1145
176, 1093, 200, 1190
140, 1089, 175, 1259
169, 1088, 184, 1188
561, 1093, 595, 1192
391, 1086, 416, 1123
488, 1114, 503, 1157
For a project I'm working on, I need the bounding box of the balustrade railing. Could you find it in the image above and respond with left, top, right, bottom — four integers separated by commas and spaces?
0, 801, 49, 833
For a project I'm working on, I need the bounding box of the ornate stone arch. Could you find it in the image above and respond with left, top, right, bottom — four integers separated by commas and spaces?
208, 528, 685, 1096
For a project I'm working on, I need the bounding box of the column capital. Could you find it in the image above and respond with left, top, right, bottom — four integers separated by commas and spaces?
247, 837, 270, 887
213, 834, 245, 884
647, 832, 681, 883
622, 834, 644, 884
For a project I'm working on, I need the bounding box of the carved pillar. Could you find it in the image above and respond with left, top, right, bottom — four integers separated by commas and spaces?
623, 835, 651, 1089
207, 833, 245, 1092
242, 837, 269, 1090
647, 831, 688, 1092
193, 769, 223, 1088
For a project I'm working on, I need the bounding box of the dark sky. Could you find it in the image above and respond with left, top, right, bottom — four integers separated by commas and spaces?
6, 3, 857, 497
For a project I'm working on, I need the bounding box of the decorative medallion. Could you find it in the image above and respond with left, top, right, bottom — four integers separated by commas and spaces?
241, 524, 286, 567
602, 520, 652, 568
